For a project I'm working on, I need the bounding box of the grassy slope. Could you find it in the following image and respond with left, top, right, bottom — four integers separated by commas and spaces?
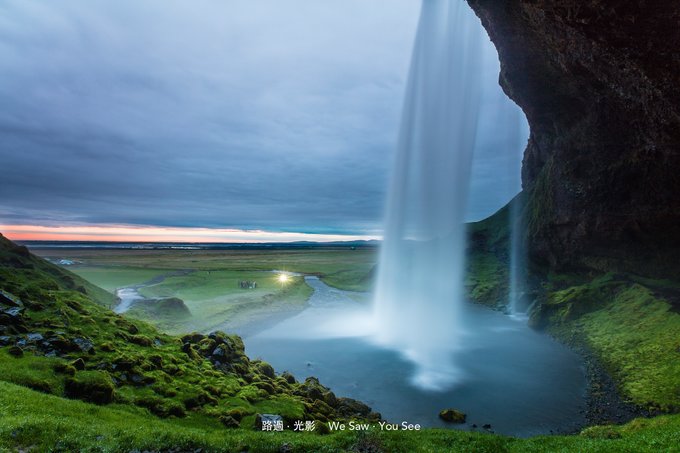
531, 274, 680, 411
0, 234, 379, 445
2, 379, 680, 452
465, 195, 515, 309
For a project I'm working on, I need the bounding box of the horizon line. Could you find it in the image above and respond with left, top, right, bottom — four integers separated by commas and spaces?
0, 224, 381, 244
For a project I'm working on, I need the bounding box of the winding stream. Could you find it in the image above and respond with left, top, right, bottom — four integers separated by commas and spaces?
114, 269, 193, 314
245, 276, 587, 437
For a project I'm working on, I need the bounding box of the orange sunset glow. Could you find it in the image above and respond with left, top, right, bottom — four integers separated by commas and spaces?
0, 224, 379, 243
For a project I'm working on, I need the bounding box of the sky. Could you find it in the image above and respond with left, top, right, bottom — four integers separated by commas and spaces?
0, 0, 527, 242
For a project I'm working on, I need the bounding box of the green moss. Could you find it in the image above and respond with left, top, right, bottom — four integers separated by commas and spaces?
466, 252, 507, 307
64, 371, 115, 405
532, 274, 680, 411
572, 285, 680, 410
525, 157, 556, 241
0, 350, 63, 395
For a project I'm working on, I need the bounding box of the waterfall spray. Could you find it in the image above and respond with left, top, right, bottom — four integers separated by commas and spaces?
373, 0, 483, 391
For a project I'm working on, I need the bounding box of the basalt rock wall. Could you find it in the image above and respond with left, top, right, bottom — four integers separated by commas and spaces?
467, 0, 680, 276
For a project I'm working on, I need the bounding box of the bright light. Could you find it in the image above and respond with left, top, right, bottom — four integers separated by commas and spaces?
278, 274, 290, 283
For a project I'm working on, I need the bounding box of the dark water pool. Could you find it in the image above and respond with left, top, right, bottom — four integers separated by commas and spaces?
244, 277, 586, 437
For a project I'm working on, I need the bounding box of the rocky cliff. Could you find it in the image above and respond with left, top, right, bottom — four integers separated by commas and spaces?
467, 0, 680, 276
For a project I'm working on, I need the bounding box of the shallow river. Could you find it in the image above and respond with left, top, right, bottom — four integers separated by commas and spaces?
244, 276, 586, 437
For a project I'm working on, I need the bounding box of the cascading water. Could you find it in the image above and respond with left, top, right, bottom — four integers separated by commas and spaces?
508, 193, 527, 316
505, 113, 529, 317
373, 0, 483, 391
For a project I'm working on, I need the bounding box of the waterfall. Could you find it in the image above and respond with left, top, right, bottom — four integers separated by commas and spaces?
508, 193, 527, 316
372, 0, 483, 391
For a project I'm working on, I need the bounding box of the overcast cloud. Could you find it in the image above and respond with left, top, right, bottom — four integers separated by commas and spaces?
0, 0, 527, 236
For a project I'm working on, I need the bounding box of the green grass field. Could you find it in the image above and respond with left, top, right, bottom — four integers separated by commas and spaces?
135, 270, 314, 334
2, 378, 680, 453
32, 248, 377, 335
67, 266, 169, 292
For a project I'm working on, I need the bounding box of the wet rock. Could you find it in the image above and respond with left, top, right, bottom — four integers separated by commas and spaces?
73, 337, 94, 353
130, 374, 144, 385
0, 290, 22, 307
336, 397, 372, 418
255, 413, 283, 430
439, 409, 466, 424
26, 333, 44, 343
42, 335, 80, 354
0, 336, 12, 346
483, 424, 492, 430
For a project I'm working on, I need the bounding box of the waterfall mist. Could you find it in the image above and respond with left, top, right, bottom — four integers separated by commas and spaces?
372, 0, 483, 391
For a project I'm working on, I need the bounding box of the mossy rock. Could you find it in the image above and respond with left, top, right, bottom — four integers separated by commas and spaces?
439, 409, 466, 423
71, 358, 86, 371
226, 407, 251, 421
53, 362, 77, 376
281, 371, 296, 384
65, 371, 115, 405
254, 360, 276, 379
135, 395, 186, 418
219, 414, 240, 428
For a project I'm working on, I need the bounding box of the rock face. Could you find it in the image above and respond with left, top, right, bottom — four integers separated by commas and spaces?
467, 0, 680, 276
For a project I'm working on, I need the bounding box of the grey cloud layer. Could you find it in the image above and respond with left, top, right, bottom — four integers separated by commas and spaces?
0, 0, 525, 234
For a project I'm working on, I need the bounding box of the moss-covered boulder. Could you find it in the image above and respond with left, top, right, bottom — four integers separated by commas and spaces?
439, 409, 466, 423
64, 370, 115, 405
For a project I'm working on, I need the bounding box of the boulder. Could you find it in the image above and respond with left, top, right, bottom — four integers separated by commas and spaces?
255, 413, 283, 430
64, 371, 115, 405
336, 397, 372, 418
281, 371, 296, 385
72, 337, 94, 353
0, 290, 22, 307
26, 333, 43, 343
439, 409, 466, 424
